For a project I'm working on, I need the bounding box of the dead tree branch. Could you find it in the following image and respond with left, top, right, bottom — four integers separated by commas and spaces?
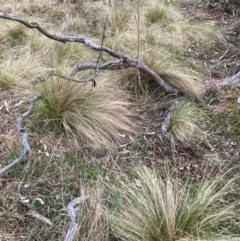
70, 60, 130, 75
0, 95, 40, 175
0, 94, 53, 227
204, 71, 240, 91
0, 12, 178, 94
65, 195, 89, 241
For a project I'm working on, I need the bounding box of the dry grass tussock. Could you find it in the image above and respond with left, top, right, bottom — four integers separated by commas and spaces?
116, 52, 203, 99
75, 187, 109, 241
145, 1, 183, 24
34, 75, 137, 149
142, 52, 203, 99
108, 166, 240, 241
170, 100, 206, 146
0, 50, 45, 91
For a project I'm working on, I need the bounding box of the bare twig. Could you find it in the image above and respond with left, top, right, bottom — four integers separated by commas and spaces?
211, 44, 231, 63
70, 60, 129, 75
0, 12, 179, 93
26, 210, 53, 227
34, 72, 83, 84
87, 14, 108, 87
65, 195, 89, 241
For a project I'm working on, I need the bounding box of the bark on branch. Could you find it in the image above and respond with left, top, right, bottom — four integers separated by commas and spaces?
65, 195, 89, 241
0, 94, 53, 227
204, 71, 240, 91
0, 95, 40, 175
0, 12, 179, 94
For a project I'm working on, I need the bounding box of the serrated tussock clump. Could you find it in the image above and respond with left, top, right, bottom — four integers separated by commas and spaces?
108, 166, 240, 241
35, 75, 137, 149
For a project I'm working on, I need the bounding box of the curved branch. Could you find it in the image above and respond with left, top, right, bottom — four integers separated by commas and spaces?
0, 12, 179, 94
0, 94, 53, 226
65, 196, 89, 241
0, 95, 41, 175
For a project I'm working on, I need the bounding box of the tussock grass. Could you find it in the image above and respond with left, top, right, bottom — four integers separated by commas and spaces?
0, 22, 28, 45
145, 1, 183, 24
109, 166, 240, 241
7, 24, 27, 40
117, 51, 203, 99
0, 52, 43, 90
170, 101, 206, 146
159, 70, 203, 99
107, 5, 131, 35
35, 75, 136, 149
165, 22, 216, 49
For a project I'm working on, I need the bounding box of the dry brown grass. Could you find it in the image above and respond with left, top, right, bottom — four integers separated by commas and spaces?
108, 166, 240, 241
35, 74, 137, 149
75, 187, 109, 241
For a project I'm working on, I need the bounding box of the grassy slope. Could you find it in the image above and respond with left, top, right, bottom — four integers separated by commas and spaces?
0, 0, 240, 240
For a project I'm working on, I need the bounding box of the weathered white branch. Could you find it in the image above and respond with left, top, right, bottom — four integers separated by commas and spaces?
0, 12, 179, 93
0, 94, 53, 227
70, 61, 131, 76
65, 196, 89, 241
0, 95, 40, 175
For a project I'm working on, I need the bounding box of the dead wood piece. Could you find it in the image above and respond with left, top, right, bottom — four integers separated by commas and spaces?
161, 101, 179, 151
204, 71, 240, 92
0, 12, 179, 94
0, 94, 53, 227
0, 95, 40, 175
26, 210, 53, 227
65, 195, 89, 241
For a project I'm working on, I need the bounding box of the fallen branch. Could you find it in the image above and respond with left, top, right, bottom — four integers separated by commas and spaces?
65, 195, 89, 241
0, 95, 40, 175
161, 101, 179, 151
0, 12, 178, 94
0, 94, 53, 227
204, 71, 240, 92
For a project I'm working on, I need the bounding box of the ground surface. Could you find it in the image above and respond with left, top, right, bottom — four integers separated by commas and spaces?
0, 0, 240, 240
